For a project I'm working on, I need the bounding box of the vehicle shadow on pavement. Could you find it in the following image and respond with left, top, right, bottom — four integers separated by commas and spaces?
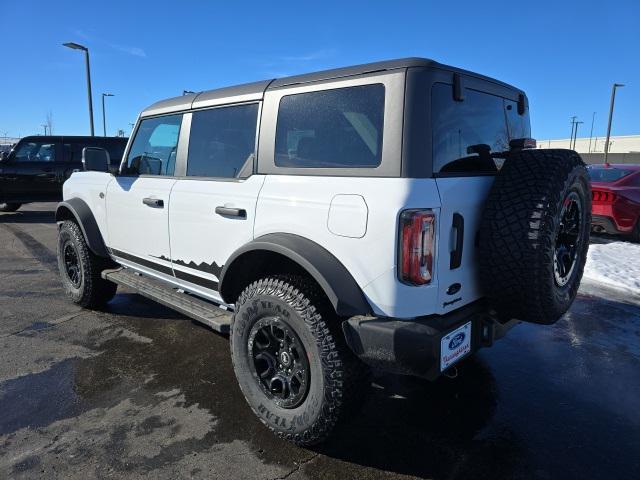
0, 210, 56, 224
312, 360, 524, 479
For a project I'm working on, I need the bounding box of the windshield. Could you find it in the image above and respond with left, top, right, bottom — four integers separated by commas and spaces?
588, 166, 634, 182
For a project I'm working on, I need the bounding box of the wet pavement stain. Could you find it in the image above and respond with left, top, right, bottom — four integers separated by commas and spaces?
2, 205, 640, 479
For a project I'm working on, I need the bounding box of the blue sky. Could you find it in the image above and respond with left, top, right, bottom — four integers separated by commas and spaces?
1, 0, 638, 140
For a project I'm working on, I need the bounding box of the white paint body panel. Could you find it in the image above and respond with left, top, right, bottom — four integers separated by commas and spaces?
62, 171, 113, 238
105, 176, 176, 266
254, 176, 443, 318
168, 175, 266, 285
434, 176, 496, 314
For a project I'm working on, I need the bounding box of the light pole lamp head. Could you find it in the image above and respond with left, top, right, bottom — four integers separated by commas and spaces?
63, 42, 88, 51
614, 83, 625, 88
103, 93, 114, 98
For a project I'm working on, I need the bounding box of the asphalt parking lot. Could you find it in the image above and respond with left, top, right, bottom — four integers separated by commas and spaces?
1, 203, 639, 480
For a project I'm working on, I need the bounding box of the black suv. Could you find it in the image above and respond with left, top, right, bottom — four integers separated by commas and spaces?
0, 135, 128, 212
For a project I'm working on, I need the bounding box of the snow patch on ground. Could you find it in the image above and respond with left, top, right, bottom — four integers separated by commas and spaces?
583, 241, 640, 294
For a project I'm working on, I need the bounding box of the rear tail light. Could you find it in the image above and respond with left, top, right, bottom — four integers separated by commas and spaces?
399, 209, 435, 285
592, 190, 616, 203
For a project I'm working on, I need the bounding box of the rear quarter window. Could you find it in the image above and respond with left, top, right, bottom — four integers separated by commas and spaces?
274, 84, 385, 169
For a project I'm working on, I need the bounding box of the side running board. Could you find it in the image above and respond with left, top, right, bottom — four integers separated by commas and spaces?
102, 268, 232, 334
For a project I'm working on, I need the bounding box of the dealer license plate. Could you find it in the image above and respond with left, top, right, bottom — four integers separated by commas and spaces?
440, 321, 472, 371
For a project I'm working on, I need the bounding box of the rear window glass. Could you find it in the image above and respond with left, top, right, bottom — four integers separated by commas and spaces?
588, 166, 634, 182
63, 140, 126, 165
431, 83, 531, 174
275, 84, 385, 168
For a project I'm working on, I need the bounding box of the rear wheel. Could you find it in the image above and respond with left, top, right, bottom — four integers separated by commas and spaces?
479, 149, 591, 324
230, 275, 369, 446
57, 220, 117, 308
0, 203, 21, 212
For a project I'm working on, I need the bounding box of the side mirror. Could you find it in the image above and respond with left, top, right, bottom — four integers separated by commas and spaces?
82, 147, 110, 172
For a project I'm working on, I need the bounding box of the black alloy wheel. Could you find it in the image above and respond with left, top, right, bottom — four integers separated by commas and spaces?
248, 317, 310, 409
553, 191, 584, 287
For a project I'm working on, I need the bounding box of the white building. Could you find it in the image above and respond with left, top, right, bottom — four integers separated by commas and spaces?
536, 134, 640, 154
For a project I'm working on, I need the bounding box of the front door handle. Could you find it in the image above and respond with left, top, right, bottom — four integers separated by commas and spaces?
215, 206, 246, 218
143, 197, 164, 208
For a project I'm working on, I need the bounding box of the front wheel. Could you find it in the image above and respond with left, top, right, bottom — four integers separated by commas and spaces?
0, 203, 21, 212
57, 220, 117, 308
230, 276, 369, 446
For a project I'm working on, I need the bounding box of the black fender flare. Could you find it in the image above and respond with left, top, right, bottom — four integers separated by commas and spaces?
219, 233, 371, 317
55, 198, 109, 258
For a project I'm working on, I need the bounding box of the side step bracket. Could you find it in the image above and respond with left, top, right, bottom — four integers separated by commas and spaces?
102, 268, 232, 334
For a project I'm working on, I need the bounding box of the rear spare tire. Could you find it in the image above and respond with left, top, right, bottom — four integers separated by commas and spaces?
479, 149, 591, 324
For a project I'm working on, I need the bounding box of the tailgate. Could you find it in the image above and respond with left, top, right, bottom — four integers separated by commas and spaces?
435, 176, 495, 314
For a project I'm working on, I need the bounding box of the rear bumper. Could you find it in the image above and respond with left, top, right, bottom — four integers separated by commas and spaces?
342, 301, 519, 380
591, 214, 623, 235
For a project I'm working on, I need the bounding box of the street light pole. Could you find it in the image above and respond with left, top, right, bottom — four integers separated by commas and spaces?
63, 42, 95, 136
603, 83, 624, 165
41, 124, 47, 135
101, 93, 114, 137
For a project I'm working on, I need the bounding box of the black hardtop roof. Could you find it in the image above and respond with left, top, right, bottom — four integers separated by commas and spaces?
19, 135, 128, 142
140, 57, 523, 117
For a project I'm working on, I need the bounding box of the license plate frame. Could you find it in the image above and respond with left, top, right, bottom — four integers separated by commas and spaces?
440, 321, 472, 371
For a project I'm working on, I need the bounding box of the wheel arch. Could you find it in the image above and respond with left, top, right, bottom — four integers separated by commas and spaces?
56, 198, 109, 258
219, 233, 371, 317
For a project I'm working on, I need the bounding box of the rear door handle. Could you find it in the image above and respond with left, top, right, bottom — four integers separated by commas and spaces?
215, 206, 246, 218
450, 213, 464, 269
143, 197, 164, 208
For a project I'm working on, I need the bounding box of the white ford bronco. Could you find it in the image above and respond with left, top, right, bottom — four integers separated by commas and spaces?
56, 58, 591, 445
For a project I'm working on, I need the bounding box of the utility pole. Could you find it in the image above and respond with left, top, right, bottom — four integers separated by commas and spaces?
63, 42, 95, 136
603, 83, 625, 165
569, 116, 577, 149
573, 121, 584, 150
41, 124, 47, 135
588, 112, 596, 153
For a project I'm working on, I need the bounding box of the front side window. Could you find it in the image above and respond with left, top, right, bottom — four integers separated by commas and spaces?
275, 84, 385, 168
13, 142, 56, 162
125, 114, 182, 175
432, 83, 528, 174
187, 103, 258, 178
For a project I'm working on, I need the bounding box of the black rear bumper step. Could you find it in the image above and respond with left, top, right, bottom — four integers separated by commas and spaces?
342, 301, 519, 380
102, 268, 232, 334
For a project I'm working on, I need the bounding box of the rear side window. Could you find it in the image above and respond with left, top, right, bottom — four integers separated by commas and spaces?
125, 114, 182, 176
13, 141, 56, 162
432, 83, 530, 174
63, 140, 126, 165
187, 103, 258, 178
275, 84, 385, 168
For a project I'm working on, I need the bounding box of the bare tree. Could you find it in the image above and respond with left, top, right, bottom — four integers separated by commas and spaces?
45, 111, 54, 135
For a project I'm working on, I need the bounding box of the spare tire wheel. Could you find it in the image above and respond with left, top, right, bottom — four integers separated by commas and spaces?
478, 149, 591, 324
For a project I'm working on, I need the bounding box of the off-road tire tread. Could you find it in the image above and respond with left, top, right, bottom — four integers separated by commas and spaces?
230, 275, 369, 446
478, 149, 591, 323
58, 220, 117, 308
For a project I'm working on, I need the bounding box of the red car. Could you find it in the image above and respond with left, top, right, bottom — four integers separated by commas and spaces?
588, 163, 640, 242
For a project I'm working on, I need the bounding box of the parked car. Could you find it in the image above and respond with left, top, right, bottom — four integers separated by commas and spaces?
0, 135, 128, 212
55, 58, 591, 445
588, 164, 640, 242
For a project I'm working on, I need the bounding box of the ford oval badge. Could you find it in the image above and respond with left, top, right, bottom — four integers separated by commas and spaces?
446, 283, 461, 295
448, 332, 466, 350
